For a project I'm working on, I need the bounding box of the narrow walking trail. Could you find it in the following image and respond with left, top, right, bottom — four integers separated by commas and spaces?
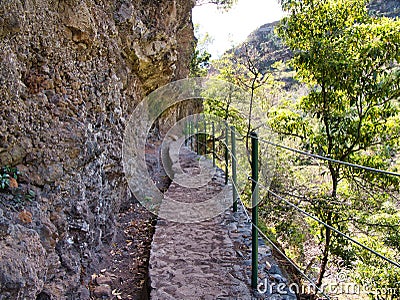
148, 137, 297, 300
149, 146, 252, 299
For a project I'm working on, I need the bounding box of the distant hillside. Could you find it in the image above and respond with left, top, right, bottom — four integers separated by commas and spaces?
238, 21, 291, 71
229, 0, 400, 91
368, 0, 400, 18
233, 0, 400, 70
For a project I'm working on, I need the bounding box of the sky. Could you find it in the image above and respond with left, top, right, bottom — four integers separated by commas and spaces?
192, 0, 284, 58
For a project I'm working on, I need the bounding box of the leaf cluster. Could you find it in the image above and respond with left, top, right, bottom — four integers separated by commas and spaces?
0, 166, 20, 190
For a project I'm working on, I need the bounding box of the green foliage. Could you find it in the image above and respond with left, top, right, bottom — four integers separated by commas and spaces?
351, 236, 400, 299
0, 166, 36, 210
0, 166, 20, 190
202, 0, 399, 292
202, 53, 251, 142
3, 166, 20, 179
276, 0, 400, 164
190, 25, 213, 77
272, 0, 400, 289
26, 189, 36, 202
205, 48, 280, 155
0, 173, 9, 190
268, 106, 308, 139
190, 49, 211, 77
202, 57, 248, 126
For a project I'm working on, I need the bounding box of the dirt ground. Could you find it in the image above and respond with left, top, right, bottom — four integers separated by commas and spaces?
89, 136, 167, 300
88, 200, 156, 300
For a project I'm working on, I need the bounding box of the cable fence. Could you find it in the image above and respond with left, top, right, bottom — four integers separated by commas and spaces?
183, 117, 400, 299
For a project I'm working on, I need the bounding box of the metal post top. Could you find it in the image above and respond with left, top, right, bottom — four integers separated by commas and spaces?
250, 131, 258, 138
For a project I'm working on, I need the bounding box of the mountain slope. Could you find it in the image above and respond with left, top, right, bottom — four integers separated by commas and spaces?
368, 0, 400, 18
234, 0, 400, 72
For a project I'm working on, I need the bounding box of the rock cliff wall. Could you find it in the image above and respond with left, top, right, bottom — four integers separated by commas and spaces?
0, 0, 196, 298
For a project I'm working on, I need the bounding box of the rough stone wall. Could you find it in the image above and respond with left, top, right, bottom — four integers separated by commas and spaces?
0, 0, 195, 298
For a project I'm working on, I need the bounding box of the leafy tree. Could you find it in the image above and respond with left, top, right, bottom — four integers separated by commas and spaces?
273, 0, 400, 288
232, 45, 273, 151
190, 49, 211, 77
190, 25, 212, 77
201, 52, 248, 127
202, 48, 279, 206
206, 45, 276, 155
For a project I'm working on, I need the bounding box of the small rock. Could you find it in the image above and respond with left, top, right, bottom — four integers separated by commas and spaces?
270, 273, 287, 283
96, 276, 113, 286
227, 223, 237, 231
243, 260, 251, 266
259, 245, 271, 255
104, 272, 117, 279
77, 286, 91, 299
269, 264, 282, 275
0, 221, 9, 239
235, 250, 244, 258
18, 211, 32, 224
93, 284, 111, 298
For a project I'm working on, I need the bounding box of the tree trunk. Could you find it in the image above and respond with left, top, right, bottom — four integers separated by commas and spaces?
316, 211, 332, 287
245, 79, 256, 163
316, 164, 338, 288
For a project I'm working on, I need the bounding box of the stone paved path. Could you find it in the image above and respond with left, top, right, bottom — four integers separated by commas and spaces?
149, 137, 297, 300
149, 140, 252, 299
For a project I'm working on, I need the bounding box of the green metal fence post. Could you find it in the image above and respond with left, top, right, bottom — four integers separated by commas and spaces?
185, 120, 188, 147
224, 122, 229, 185
204, 118, 207, 158
191, 117, 194, 151
251, 131, 259, 289
196, 117, 199, 154
189, 118, 192, 151
212, 122, 216, 167
231, 126, 238, 212
189, 119, 192, 150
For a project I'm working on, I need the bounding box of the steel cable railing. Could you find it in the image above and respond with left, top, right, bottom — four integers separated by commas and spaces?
190, 123, 332, 297
257, 137, 400, 178
252, 135, 400, 268
231, 173, 332, 299
247, 176, 400, 269
185, 119, 399, 298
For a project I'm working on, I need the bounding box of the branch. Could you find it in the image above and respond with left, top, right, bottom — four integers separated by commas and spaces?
270, 129, 306, 140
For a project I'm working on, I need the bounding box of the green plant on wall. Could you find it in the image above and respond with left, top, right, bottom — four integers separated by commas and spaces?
0, 173, 9, 190
0, 166, 20, 190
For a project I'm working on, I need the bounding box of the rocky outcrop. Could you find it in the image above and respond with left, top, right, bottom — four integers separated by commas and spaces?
0, 0, 196, 298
